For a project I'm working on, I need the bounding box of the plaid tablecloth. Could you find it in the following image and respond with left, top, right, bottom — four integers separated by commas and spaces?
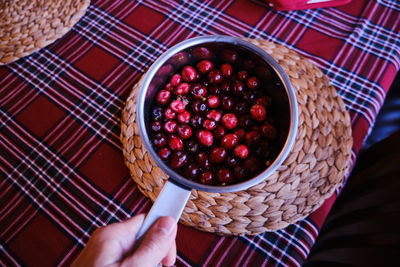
1, 0, 400, 266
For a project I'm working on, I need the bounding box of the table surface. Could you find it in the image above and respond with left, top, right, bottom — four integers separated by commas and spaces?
1, 0, 399, 266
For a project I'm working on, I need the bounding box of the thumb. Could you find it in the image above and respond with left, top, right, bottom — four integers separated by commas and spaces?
123, 216, 177, 267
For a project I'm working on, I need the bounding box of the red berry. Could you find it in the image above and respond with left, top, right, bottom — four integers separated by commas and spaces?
208, 69, 222, 84
209, 147, 227, 163
158, 147, 171, 160
191, 99, 207, 114
220, 80, 230, 93
221, 134, 239, 150
197, 130, 213, 147
261, 124, 277, 139
234, 144, 249, 159
177, 124, 192, 139
208, 84, 221, 94
220, 63, 233, 77
213, 125, 226, 140
164, 82, 173, 92
247, 76, 259, 89
233, 165, 246, 180
185, 140, 199, 154
237, 70, 248, 81
174, 83, 190, 95
190, 83, 207, 99
221, 96, 234, 110
150, 121, 162, 132
170, 100, 185, 113
206, 110, 222, 122
245, 130, 262, 146
221, 50, 238, 64
216, 168, 233, 184
170, 151, 188, 169
184, 164, 200, 179
195, 151, 208, 164
156, 90, 171, 105
197, 60, 214, 74
164, 107, 176, 120
168, 135, 183, 150
192, 47, 213, 59
203, 119, 217, 130
170, 74, 182, 87
243, 156, 259, 173
233, 128, 245, 141
207, 95, 219, 108
190, 115, 203, 129
232, 80, 244, 96
255, 96, 271, 107
164, 120, 178, 133
222, 113, 238, 130
177, 110, 191, 123
153, 133, 167, 148
200, 171, 214, 184
181, 66, 197, 82
250, 104, 267, 121
226, 155, 239, 167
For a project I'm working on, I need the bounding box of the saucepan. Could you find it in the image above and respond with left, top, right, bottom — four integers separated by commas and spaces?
135, 35, 298, 240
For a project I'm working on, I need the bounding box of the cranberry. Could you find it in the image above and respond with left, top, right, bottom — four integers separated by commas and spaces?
156, 90, 171, 105
158, 147, 171, 160
208, 69, 222, 84
168, 135, 183, 150
207, 95, 219, 108
222, 113, 238, 130
190, 115, 203, 129
185, 140, 199, 153
233, 128, 245, 141
245, 130, 262, 146
192, 47, 213, 59
243, 156, 259, 173
255, 96, 271, 107
209, 147, 227, 163
164, 82, 173, 92
243, 91, 258, 102
232, 80, 245, 96
208, 84, 221, 94
220, 63, 233, 77
261, 124, 277, 139
234, 144, 249, 159
226, 155, 239, 167
164, 107, 176, 120
190, 83, 207, 99
206, 110, 222, 122
191, 99, 207, 114
221, 133, 239, 150
170, 74, 182, 87
216, 168, 233, 184
234, 102, 247, 114
221, 96, 233, 110
150, 121, 162, 132
247, 76, 259, 89
255, 141, 270, 156
203, 119, 217, 130
197, 130, 213, 147
221, 49, 238, 64
181, 66, 197, 82
184, 164, 200, 179
199, 171, 214, 184
220, 80, 230, 93
153, 133, 167, 148
177, 110, 191, 123
174, 83, 190, 95
238, 115, 253, 128
200, 79, 209, 87
152, 107, 163, 120
169, 51, 189, 66
195, 151, 208, 164
170, 151, 188, 169
250, 104, 267, 121
197, 60, 214, 74
164, 120, 178, 133
170, 100, 185, 113
213, 125, 226, 140
233, 165, 246, 180
177, 124, 192, 139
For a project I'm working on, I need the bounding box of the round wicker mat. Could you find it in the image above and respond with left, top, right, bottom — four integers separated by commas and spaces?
120, 39, 353, 235
0, 0, 90, 65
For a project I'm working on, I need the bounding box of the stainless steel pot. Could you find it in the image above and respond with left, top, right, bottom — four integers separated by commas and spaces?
135, 35, 298, 239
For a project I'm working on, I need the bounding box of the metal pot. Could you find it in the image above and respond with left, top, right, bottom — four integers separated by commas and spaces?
135, 35, 298, 239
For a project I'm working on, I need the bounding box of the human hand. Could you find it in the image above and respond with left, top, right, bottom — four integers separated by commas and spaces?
72, 214, 177, 267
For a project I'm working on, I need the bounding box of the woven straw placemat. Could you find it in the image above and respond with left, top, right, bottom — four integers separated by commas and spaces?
120, 39, 353, 235
0, 0, 90, 65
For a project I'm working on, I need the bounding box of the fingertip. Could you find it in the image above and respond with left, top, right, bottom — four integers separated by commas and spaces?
155, 216, 177, 236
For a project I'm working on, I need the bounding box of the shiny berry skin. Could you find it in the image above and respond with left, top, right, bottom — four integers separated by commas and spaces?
207, 69, 222, 84
185, 140, 199, 154
237, 70, 249, 81
221, 96, 234, 110
190, 83, 207, 99
247, 76, 259, 89
197, 130, 213, 147
150, 121, 162, 132
203, 119, 217, 130
213, 125, 226, 140
184, 164, 200, 179
261, 124, 277, 139
233, 165, 246, 180
234, 144, 249, 159
170, 151, 188, 169
233, 128, 245, 141
206, 110, 222, 122
164, 107, 176, 120
216, 168, 233, 184
220, 80, 230, 93
156, 90, 171, 105
170, 100, 185, 113
192, 47, 213, 59
222, 113, 238, 130
170, 74, 182, 86
164, 120, 178, 133
222, 49, 238, 64
177, 110, 191, 123
238, 115, 253, 128
174, 83, 190, 95
255, 95, 271, 107
250, 104, 267, 121
190, 115, 203, 129
226, 155, 239, 167
181, 66, 197, 82
177, 124, 192, 139
207, 95, 219, 108
245, 130, 262, 146
164, 82, 173, 92
243, 91, 258, 102
232, 80, 244, 96
220, 63, 233, 77
195, 151, 208, 164
197, 60, 214, 74
152, 107, 163, 120
153, 133, 167, 148
221, 133, 239, 150
208, 84, 221, 94
191, 99, 207, 114
158, 147, 171, 160
168, 135, 183, 150
199, 171, 214, 184
209, 147, 227, 163
243, 156, 259, 173
234, 102, 247, 114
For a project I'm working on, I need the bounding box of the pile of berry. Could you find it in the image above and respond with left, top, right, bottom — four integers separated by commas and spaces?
150, 49, 278, 185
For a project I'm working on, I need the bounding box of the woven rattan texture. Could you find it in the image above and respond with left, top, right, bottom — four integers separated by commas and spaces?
0, 0, 90, 65
120, 39, 353, 235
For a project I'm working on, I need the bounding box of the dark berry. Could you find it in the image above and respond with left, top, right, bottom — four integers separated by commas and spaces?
243, 91, 258, 102
209, 147, 227, 163
181, 66, 197, 82
170, 74, 182, 87
203, 119, 217, 131
199, 171, 214, 184
243, 156, 259, 173
226, 155, 239, 167
156, 90, 171, 105
197, 60, 214, 74
233, 128, 245, 141
237, 70, 248, 81
250, 104, 267, 121
216, 168, 233, 184
207, 69, 223, 84
170, 151, 188, 169
174, 83, 190, 95
234, 102, 247, 114
221, 96, 233, 110
177, 124, 192, 139
150, 121, 162, 132
208, 84, 221, 94
213, 125, 226, 140
195, 151, 208, 164
220, 63, 233, 77
152, 107, 163, 120
220, 80, 230, 93
221, 133, 239, 150
207, 95, 219, 108
177, 110, 191, 123
190, 83, 207, 99
206, 110, 222, 122
221, 50, 238, 64
222, 113, 238, 130
234, 144, 249, 159
164, 82, 173, 92
191, 99, 207, 114
190, 115, 203, 129
238, 115, 253, 128
170, 100, 185, 113
261, 124, 277, 139
255, 95, 271, 107
245, 130, 262, 146
164, 120, 178, 133
233, 165, 246, 180
164, 107, 176, 120
192, 47, 213, 59
153, 133, 167, 148
158, 147, 171, 160
184, 164, 200, 179
247, 76, 259, 89
197, 130, 213, 147
232, 80, 245, 96
185, 140, 199, 154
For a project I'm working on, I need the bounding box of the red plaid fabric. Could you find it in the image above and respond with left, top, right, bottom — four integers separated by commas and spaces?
1, 0, 399, 266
